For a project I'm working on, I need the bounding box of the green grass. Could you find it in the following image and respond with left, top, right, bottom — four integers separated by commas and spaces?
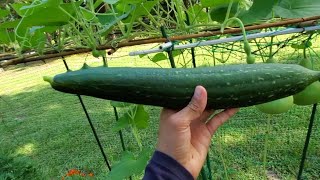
1, 40, 320, 179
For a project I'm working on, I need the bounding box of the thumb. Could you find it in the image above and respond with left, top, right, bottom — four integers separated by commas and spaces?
175, 86, 207, 123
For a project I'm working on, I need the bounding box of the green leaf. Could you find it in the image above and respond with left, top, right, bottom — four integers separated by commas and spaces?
110, 101, 132, 107
291, 41, 312, 49
119, 1, 158, 23
112, 105, 149, 131
133, 105, 149, 129
107, 149, 151, 180
201, 0, 241, 8
0, 29, 14, 44
151, 53, 167, 62
0, 20, 20, 29
11, 1, 82, 28
11, 3, 30, 17
239, 0, 277, 25
187, 4, 208, 24
80, 7, 99, 22
274, 0, 320, 18
0, 9, 9, 18
210, 3, 239, 23
97, 8, 132, 34
172, 50, 184, 57
20, 0, 62, 12
112, 113, 130, 132
103, 0, 119, 4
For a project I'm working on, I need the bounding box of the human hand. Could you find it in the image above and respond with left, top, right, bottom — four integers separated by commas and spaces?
156, 86, 239, 178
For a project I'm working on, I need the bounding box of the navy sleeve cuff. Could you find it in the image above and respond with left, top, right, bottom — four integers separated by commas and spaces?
143, 151, 194, 180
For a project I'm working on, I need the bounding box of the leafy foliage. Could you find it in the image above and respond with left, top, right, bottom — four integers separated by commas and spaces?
0, 153, 36, 180
113, 105, 149, 132
0, 0, 319, 55
274, 0, 320, 18
106, 149, 152, 180
239, 0, 277, 24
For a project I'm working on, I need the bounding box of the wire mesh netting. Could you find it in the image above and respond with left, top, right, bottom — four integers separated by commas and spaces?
1, 35, 320, 179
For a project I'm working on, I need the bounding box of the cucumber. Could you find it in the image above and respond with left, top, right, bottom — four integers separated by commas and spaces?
255, 96, 293, 114
293, 81, 320, 105
299, 58, 312, 69
43, 63, 320, 110
246, 54, 255, 64
266, 57, 276, 63
244, 41, 251, 56
293, 58, 320, 105
92, 49, 100, 58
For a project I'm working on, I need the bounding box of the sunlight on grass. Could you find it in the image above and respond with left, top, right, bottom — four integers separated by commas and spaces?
47, 103, 62, 110
223, 134, 246, 144
16, 143, 35, 156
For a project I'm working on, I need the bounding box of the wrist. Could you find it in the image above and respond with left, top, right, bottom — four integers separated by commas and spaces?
153, 150, 195, 179
156, 147, 197, 179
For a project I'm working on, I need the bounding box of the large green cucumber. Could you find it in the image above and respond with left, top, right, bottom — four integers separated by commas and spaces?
43, 63, 320, 110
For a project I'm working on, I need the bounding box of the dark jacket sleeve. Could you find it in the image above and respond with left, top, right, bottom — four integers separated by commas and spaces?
143, 151, 194, 180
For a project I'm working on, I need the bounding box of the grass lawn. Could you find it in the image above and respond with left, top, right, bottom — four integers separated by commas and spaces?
1, 40, 320, 179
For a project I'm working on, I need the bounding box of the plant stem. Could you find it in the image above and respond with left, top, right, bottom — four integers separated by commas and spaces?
303, 33, 313, 59
172, 0, 186, 30
263, 115, 271, 179
59, 5, 96, 48
269, 36, 274, 58
218, 135, 229, 180
221, 0, 234, 32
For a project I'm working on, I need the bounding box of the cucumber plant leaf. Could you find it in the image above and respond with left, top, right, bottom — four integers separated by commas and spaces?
117, 0, 158, 23
110, 101, 132, 108
210, 3, 239, 23
11, 1, 82, 27
80, 7, 99, 22
0, 9, 9, 18
133, 105, 149, 129
103, 0, 120, 4
187, 4, 208, 24
19, 0, 62, 13
0, 29, 14, 44
112, 113, 130, 132
201, 0, 241, 8
112, 105, 149, 131
97, 8, 132, 34
151, 50, 184, 63
239, 0, 277, 25
274, 0, 320, 18
291, 42, 312, 49
11, 3, 30, 17
151, 53, 167, 62
107, 149, 151, 180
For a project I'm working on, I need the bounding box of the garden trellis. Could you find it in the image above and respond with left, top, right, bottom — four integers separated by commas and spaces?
1, 0, 320, 179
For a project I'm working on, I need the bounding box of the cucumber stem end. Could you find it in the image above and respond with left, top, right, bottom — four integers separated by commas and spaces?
43, 76, 53, 84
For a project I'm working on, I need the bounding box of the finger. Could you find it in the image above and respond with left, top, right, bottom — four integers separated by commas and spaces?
206, 108, 239, 136
190, 109, 214, 128
160, 108, 177, 120
174, 86, 207, 124
201, 109, 215, 122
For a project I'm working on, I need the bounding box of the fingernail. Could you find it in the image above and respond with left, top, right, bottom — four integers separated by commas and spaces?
194, 86, 202, 99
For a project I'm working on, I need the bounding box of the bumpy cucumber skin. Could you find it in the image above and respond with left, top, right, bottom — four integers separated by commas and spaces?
47, 63, 320, 110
